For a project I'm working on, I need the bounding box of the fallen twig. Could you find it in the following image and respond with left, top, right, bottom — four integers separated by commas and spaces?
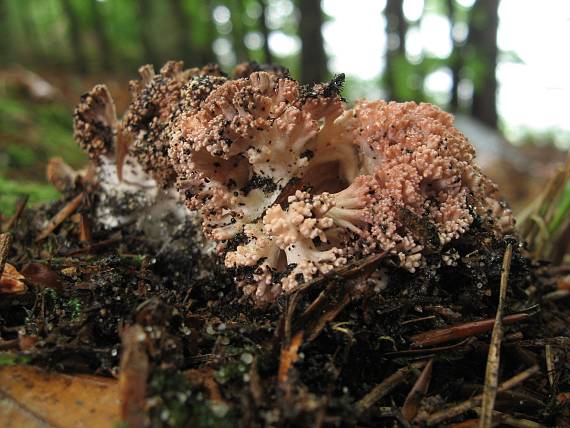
409, 312, 529, 348
355, 360, 428, 414
543, 289, 569, 301
36, 192, 84, 241
400, 315, 436, 326
303, 283, 353, 343
79, 213, 93, 242
119, 324, 149, 428
278, 331, 304, 404
480, 243, 512, 428
2, 196, 28, 232
401, 358, 433, 422
545, 344, 555, 387
381, 338, 474, 358
516, 337, 570, 348
474, 408, 546, 428
425, 365, 540, 426
278, 331, 304, 386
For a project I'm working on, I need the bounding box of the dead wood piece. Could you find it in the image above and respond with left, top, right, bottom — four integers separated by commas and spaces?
79, 213, 93, 242
36, 192, 84, 241
409, 312, 529, 348
474, 408, 546, 428
545, 344, 555, 387
480, 243, 512, 428
381, 338, 474, 359
401, 358, 433, 422
303, 283, 353, 343
401, 315, 436, 326
543, 289, 570, 301
355, 360, 428, 414
425, 365, 540, 426
119, 324, 149, 428
1, 196, 28, 232
278, 331, 304, 387
0, 233, 12, 277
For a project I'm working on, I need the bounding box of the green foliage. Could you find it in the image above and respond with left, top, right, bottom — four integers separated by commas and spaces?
0, 90, 85, 181
0, 176, 59, 216
148, 369, 236, 428
0, 352, 32, 366
0, 89, 81, 215
548, 179, 570, 235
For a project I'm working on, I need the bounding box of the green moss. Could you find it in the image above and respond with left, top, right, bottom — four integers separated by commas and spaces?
65, 297, 83, 321
148, 369, 237, 428
0, 92, 86, 184
0, 176, 59, 216
0, 352, 32, 366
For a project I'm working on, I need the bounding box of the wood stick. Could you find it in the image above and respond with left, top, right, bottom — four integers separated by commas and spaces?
480, 244, 512, 428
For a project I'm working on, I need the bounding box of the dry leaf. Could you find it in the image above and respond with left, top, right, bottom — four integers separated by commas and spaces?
0, 263, 26, 294
0, 365, 119, 428
21, 262, 63, 291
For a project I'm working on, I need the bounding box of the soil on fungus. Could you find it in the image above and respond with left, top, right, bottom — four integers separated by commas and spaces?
1, 66, 570, 427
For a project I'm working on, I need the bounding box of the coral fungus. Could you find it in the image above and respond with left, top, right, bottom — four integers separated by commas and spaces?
168, 71, 513, 302
74, 62, 514, 304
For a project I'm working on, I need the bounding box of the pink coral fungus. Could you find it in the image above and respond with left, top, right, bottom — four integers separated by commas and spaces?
168, 71, 514, 303
74, 63, 513, 304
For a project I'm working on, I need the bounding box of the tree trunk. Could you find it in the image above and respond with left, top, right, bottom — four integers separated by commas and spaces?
0, 0, 9, 65
299, 0, 326, 84
447, 0, 460, 111
198, 0, 217, 65
467, 0, 498, 128
259, 0, 273, 65
384, 0, 407, 101
60, 0, 87, 74
90, 0, 112, 72
167, 0, 196, 66
136, 0, 159, 67
230, 0, 248, 63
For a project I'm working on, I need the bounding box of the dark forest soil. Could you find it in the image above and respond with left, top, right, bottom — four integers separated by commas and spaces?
1, 194, 569, 427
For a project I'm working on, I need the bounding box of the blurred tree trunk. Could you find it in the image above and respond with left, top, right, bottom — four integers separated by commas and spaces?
0, 0, 9, 65
299, 0, 326, 84
467, 0, 498, 128
60, 0, 87, 74
16, 0, 45, 66
447, 0, 460, 111
385, 0, 407, 100
167, 0, 196, 66
90, 0, 112, 72
259, 0, 273, 64
136, 0, 159, 67
230, 0, 248, 63
198, 0, 217, 65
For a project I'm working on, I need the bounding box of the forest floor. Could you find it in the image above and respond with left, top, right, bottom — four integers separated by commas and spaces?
0, 180, 569, 427
1, 67, 569, 427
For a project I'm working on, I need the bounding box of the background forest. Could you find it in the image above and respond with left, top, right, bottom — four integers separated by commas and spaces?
0, 0, 568, 215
